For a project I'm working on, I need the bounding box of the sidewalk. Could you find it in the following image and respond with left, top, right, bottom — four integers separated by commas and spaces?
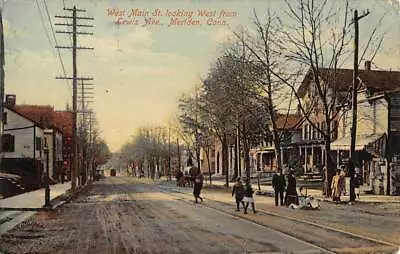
0, 182, 71, 209
209, 179, 400, 204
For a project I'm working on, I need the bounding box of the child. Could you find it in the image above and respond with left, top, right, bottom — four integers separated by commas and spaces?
232, 178, 245, 211
243, 182, 256, 214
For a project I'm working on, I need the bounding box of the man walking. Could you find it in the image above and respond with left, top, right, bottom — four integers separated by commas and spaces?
232, 178, 245, 211
193, 168, 204, 203
272, 169, 286, 206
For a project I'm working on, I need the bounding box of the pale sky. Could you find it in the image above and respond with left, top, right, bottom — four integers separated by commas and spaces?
2, 0, 399, 152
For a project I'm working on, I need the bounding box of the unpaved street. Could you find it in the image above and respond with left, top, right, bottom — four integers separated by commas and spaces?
0, 177, 329, 254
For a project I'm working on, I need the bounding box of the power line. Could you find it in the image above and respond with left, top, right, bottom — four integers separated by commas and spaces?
35, 0, 55, 58
42, 0, 72, 99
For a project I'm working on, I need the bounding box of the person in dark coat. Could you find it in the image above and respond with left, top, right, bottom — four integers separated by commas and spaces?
193, 168, 204, 203
285, 171, 298, 206
232, 178, 245, 211
243, 182, 256, 214
272, 170, 286, 206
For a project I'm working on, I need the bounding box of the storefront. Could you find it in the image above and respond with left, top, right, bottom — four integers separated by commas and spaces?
331, 133, 387, 194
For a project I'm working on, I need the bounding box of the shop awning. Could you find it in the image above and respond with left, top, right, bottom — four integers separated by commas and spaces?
330, 133, 385, 151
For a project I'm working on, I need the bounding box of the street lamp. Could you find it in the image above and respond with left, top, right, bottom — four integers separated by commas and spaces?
44, 139, 50, 208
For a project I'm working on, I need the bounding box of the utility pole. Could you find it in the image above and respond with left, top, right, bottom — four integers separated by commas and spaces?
349, 9, 369, 202
55, 6, 94, 191
0, 9, 5, 172
78, 81, 94, 185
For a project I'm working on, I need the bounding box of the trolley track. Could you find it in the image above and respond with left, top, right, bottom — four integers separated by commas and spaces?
157, 184, 398, 254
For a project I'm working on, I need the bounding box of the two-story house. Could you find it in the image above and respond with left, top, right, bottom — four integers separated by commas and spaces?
2, 95, 70, 186
2, 95, 46, 190
330, 66, 400, 195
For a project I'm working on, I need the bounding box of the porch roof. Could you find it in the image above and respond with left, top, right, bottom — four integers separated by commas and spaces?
330, 133, 385, 151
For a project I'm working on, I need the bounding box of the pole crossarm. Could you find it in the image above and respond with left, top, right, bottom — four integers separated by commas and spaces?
63, 8, 86, 12
56, 31, 94, 35
55, 23, 94, 27
56, 76, 93, 81
55, 15, 94, 20
56, 46, 94, 50
349, 10, 370, 26
78, 96, 95, 99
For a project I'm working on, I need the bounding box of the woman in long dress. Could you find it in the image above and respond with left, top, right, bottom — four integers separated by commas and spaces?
331, 169, 345, 203
285, 172, 298, 206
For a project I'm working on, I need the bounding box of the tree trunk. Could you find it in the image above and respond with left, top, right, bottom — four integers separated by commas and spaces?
324, 122, 335, 197
243, 140, 251, 185
273, 139, 282, 172
222, 133, 229, 187
234, 132, 238, 179
205, 148, 212, 184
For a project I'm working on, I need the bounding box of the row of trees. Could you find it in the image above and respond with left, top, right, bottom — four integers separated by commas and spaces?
119, 126, 190, 179
178, 0, 383, 195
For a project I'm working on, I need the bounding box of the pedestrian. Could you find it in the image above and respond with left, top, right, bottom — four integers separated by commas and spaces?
232, 178, 245, 211
331, 168, 345, 204
61, 170, 65, 184
272, 169, 286, 206
176, 169, 183, 187
243, 182, 256, 214
285, 170, 298, 206
193, 168, 204, 203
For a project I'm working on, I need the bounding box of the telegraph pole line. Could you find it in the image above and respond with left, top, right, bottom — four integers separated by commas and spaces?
349, 9, 369, 203
55, 6, 94, 191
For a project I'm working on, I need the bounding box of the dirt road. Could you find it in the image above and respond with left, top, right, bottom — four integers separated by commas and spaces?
0, 177, 330, 254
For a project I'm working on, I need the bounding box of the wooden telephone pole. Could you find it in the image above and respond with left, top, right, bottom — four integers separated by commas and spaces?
349, 9, 369, 202
55, 6, 94, 191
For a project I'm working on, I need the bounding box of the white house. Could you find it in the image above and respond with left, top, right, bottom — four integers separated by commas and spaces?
2, 94, 68, 188
2, 105, 46, 189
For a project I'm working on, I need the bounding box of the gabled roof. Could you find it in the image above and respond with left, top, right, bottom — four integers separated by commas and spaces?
298, 68, 400, 97
5, 105, 44, 128
53, 111, 73, 137
7, 105, 72, 135
275, 113, 303, 130
14, 105, 55, 129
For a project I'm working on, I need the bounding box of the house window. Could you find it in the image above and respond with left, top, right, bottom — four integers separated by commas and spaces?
304, 124, 308, 140
36, 137, 42, 150
321, 122, 326, 137
2, 134, 15, 152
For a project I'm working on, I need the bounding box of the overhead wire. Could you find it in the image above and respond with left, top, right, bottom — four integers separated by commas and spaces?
42, 0, 73, 101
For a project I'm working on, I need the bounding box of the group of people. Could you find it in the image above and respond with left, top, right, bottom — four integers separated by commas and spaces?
232, 178, 256, 214
272, 170, 299, 207
331, 167, 346, 204
176, 168, 197, 187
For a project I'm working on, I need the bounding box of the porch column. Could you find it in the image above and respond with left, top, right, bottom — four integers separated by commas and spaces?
280, 148, 284, 168
260, 152, 263, 171
304, 146, 308, 173
311, 146, 314, 172
336, 149, 340, 167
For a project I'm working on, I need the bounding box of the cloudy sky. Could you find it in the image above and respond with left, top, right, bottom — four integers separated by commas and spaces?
2, 0, 399, 152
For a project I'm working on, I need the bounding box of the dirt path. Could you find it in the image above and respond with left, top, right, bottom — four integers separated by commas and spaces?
0, 177, 329, 254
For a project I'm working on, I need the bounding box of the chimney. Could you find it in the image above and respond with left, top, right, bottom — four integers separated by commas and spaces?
365, 61, 371, 70
5, 94, 16, 108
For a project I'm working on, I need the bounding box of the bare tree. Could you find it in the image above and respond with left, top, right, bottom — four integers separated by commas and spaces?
232, 11, 300, 175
